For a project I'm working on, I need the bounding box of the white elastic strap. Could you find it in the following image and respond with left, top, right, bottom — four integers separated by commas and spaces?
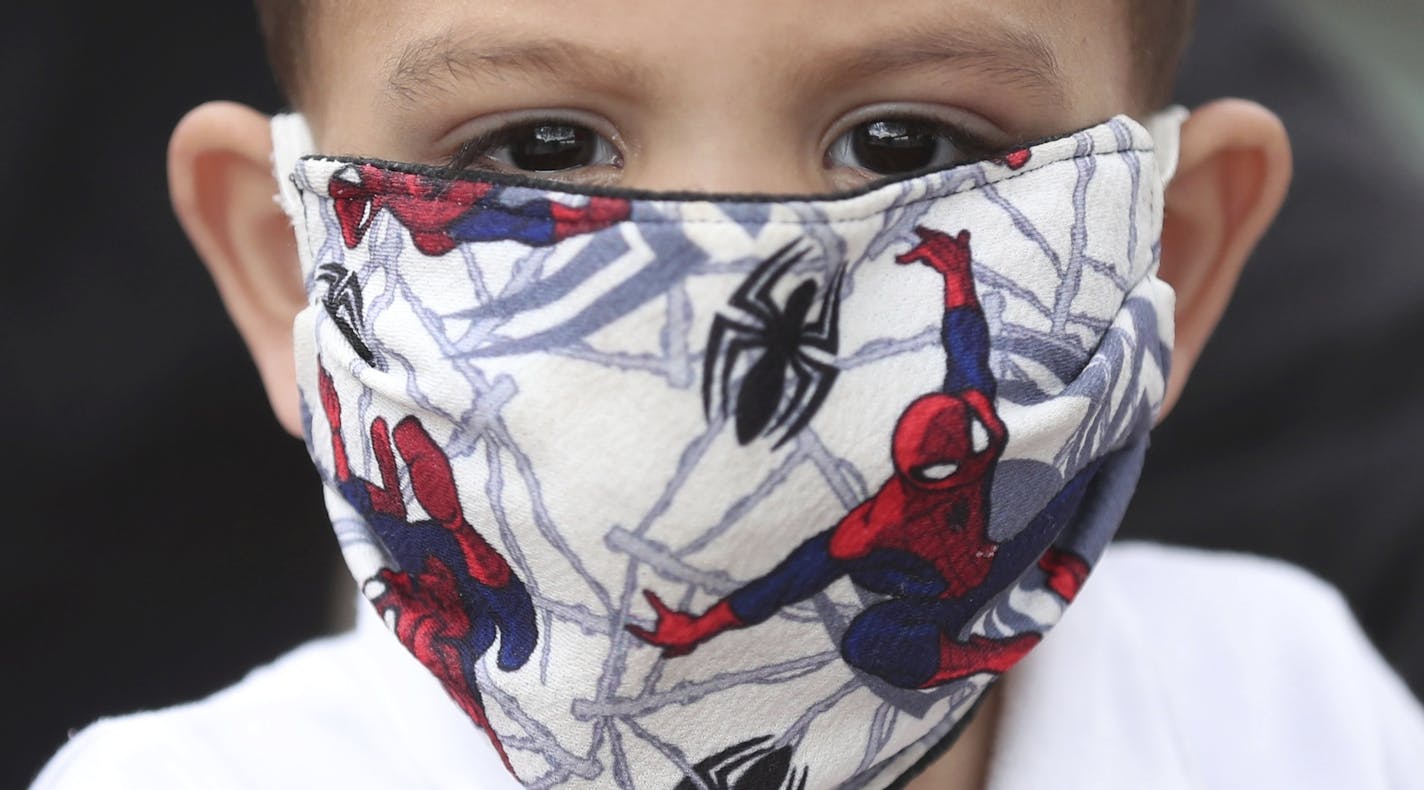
270, 112, 318, 279
270, 112, 315, 219
1146, 105, 1190, 187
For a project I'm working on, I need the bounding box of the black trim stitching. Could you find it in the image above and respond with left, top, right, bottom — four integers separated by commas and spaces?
297, 147, 1155, 228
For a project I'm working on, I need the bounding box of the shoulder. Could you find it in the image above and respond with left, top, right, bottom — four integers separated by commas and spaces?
30, 714, 209, 790
31, 609, 508, 790
1100, 540, 1356, 630
993, 543, 1424, 790
1096, 541, 1404, 695
32, 628, 386, 790
1095, 543, 1424, 786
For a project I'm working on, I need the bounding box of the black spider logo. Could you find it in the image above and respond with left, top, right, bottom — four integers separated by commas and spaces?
674, 736, 808, 790
317, 262, 375, 365
703, 243, 845, 447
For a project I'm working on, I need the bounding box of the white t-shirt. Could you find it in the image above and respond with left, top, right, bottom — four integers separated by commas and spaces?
32, 543, 1424, 789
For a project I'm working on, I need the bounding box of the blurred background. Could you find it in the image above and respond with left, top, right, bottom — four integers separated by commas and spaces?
4, 0, 1421, 785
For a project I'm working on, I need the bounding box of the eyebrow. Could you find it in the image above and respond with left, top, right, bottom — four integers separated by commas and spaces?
386, 34, 645, 103
386, 23, 1064, 108
814, 26, 1065, 106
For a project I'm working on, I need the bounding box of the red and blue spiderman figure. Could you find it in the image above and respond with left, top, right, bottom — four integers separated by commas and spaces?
318, 162, 632, 770
629, 226, 1094, 690
328, 162, 630, 254
318, 367, 536, 772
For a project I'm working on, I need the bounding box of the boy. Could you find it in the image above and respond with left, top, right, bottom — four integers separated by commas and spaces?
35, 1, 1424, 788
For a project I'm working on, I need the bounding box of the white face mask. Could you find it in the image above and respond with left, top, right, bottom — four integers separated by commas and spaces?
273, 108, 1182, 789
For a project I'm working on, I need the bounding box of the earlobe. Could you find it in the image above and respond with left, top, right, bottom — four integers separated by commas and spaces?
1156, 99, 1292, 419
169, 101, 307, 436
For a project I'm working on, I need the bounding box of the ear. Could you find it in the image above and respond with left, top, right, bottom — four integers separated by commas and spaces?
1157, 98, 1291, 419
169, 101, 306, 436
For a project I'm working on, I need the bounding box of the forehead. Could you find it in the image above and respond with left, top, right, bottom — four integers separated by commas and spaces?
308, 0, 1132, 132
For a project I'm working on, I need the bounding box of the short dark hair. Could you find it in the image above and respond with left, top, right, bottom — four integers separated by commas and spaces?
255, 0, 1195, 112
254, 0, 307, 106
1128, 0, 1197, 110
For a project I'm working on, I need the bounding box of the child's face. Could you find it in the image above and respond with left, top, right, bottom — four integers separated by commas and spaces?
307, 0, 1136, 194
164, 3, 1290, 781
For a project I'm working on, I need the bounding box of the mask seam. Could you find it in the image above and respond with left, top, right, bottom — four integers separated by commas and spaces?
298, 191, 327, 297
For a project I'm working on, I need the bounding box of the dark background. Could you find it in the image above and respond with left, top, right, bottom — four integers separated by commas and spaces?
1126, 0, 1424, 698
4, 5, 337, 787
5, 1, 1421, 786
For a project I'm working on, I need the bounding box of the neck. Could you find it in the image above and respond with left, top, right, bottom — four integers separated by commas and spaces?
902, 681, 1002, 790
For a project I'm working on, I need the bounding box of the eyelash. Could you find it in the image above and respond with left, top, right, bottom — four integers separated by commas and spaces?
442, 114, 1009, 175
924, 124, 997, 161
445, 126, 523, 171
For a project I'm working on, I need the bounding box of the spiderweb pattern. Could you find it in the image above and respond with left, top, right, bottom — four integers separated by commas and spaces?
292, 117, 1170, 789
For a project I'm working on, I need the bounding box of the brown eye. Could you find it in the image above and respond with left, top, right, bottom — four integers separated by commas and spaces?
854, 120, 940, 173
453, 120, 622, 176
505, 123, 596, 171
826, 118, 983, 177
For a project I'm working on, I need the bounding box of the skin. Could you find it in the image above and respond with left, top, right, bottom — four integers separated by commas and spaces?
167, 1, 1292, 787
303, 0, 1135, 193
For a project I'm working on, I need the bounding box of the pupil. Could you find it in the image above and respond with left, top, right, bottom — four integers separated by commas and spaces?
510, 124, 593, 171
852, 120, 938, 174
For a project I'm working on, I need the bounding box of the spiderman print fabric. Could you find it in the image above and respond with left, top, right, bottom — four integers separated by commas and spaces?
274, 109, 1183, 789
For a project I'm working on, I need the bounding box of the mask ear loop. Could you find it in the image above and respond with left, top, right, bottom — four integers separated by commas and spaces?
1146, 105, 1190, 187
270, 112, 320, 280
276, 111, 332, 476
1141, 105, 1186, 418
